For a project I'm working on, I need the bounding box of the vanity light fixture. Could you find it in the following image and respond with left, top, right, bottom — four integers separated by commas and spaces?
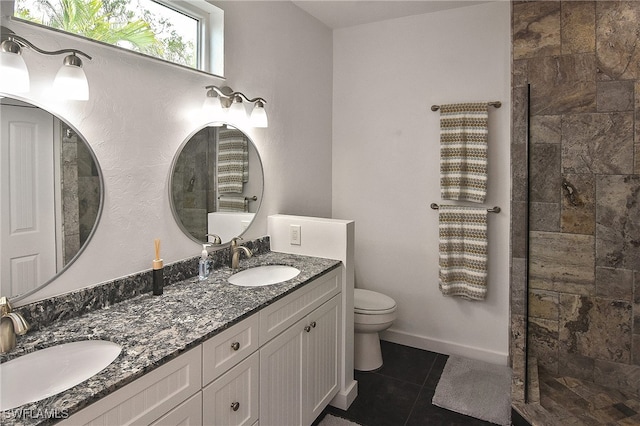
203, 85, 268, 128
0, 26, 92, 100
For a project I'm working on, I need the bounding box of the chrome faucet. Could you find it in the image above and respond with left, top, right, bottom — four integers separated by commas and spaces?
230, 237, 252, 270
0, 296, 30, 353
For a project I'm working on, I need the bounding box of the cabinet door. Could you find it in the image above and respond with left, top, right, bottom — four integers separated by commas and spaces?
202, 352, 259, 426
259, 320, 305, 426
304, 295, 340, 425
151, 392, 202, 426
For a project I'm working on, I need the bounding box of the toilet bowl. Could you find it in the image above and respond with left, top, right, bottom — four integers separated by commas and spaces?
354, 288, 397, 371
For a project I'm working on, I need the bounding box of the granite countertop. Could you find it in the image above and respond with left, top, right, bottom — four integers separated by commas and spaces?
1, 251, 341, 426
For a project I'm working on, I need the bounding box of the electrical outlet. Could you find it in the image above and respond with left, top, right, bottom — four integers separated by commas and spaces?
290, 224, 301, 245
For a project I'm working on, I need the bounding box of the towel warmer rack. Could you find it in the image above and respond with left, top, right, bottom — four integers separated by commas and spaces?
431, 101, 501, 112
218, 195, 258, 201
430, 203, 500, 213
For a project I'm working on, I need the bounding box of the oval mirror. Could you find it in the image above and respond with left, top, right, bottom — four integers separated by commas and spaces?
1, 96, 103, 302
170, 124, 263, 244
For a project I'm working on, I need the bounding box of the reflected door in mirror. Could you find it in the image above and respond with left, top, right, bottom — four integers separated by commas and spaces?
1, 105, 57, 296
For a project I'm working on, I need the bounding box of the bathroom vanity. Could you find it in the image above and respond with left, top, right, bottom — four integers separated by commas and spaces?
1, 252, 343, 426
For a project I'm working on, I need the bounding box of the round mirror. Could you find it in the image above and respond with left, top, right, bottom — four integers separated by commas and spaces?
170, 123, 263, 244
1, 96, 103, 302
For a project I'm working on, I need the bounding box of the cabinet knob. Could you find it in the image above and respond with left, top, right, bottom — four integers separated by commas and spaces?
310, 321, 316, 328
231, 342, 240, 351
231, 401, 240, 411
304, 325, 311, 332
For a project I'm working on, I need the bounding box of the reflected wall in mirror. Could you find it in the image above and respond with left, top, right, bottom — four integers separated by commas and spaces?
170, 124, 263, 244
0, 97, 103, 301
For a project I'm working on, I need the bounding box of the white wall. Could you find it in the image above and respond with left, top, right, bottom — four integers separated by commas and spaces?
2, 0, 333, 303
332, 2, 511, 363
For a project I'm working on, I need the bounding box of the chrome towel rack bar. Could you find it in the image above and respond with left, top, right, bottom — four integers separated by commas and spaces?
430, 203, 501, 213
431, 101, 501, 112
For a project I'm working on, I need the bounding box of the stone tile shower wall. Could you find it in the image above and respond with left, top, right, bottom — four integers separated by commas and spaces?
510, 1, 640, 403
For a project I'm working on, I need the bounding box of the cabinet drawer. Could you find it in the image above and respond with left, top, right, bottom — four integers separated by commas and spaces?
259, 268, 340, 345
150, 392, 202, 426
203, 312, 259, 385
203, 352, 260, 426
61, 347, 201, 426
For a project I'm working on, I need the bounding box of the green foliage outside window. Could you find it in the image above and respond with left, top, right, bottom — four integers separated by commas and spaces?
15, 0, 197, 68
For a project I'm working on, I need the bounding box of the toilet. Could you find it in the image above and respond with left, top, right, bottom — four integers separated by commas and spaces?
353, 288, 397, 371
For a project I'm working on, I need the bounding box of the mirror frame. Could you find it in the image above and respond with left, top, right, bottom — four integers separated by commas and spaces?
168, 122, 264, 245
1, 93, 105, 303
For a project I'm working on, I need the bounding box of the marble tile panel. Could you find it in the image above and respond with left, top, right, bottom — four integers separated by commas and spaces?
562, 112, 634, 175
513, 59, 529, 88
595, 266, 633, 301
512, 143, 528, 203
594, 359, 640, 396
512, 202, 528, 258
596, 1, 640, 80
560, 295, 632, 363
530, 115, 562, 145
530, 202, 560, 232
530, 143, 561, 203
511, 257, 527, 316
558, 352, 595, 382
530, 231, 595, 294
636, 81, 640, 175
561, 1, 595, 55
529, 289, 560, 320
529, 54, 597, 115
529, 316, 560, 374
596, 175, 640, 270
561, 173, 595, 235
633, 335, 640, 366
513, 1, 561, 60
597, 80, 634, 112
511, 314, 527, 404
512, 86, 529, 147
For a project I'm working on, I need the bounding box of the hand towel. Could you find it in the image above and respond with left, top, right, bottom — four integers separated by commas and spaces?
218, 195, 249, 212
218, 128, 249, 193
439, 103, 488, 203
438, 205, 488, 301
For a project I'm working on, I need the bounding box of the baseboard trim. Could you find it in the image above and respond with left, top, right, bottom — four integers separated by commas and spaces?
330, 379, 358, 410
381, 329, 509, 365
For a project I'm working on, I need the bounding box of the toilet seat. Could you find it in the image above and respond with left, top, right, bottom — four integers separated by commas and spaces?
354, 289, 396, 315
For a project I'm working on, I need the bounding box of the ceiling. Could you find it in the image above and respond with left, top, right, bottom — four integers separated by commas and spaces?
291, 0, 492, 29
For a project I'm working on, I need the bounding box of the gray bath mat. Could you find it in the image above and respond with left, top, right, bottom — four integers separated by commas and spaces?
318, 414, 362, 426
432, 355, 511, 425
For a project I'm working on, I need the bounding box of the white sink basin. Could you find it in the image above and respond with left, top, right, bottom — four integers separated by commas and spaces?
228, 265, 301, 287
0, 340, 122, 410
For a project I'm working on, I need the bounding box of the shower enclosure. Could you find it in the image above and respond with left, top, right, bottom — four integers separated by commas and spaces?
510, 0, 640, 421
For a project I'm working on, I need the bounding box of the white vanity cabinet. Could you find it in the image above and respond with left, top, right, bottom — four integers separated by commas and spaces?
258, 269, 341, 426
61, 267, 342, 426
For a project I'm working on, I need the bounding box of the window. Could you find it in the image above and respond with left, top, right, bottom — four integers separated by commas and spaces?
13, 0, 223, 76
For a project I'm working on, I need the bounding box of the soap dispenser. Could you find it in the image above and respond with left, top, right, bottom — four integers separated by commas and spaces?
199, 244, 212, 281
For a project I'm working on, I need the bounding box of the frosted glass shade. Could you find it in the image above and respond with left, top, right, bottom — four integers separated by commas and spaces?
250, 104, 268, 128
53, 64, 89, 100
0, 51, 29, 93
203, 94, 223, 115
228, 100, 246, 123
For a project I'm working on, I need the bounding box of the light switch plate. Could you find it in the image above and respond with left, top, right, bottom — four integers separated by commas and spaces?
290, 224, 301, 245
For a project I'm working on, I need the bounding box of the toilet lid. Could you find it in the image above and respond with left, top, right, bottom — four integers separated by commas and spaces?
354, 289, 396, 314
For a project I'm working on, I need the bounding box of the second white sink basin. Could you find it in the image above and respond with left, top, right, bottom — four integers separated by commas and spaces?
0, 339, 122, 411
228, 265, 301, 287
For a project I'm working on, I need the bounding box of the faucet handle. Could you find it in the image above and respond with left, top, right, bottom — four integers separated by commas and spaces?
0, 296, 29, 335
230, 237, 243, 247
206, 234, 222, 244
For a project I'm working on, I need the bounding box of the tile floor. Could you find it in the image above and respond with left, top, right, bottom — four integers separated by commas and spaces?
319, 341, 494, 426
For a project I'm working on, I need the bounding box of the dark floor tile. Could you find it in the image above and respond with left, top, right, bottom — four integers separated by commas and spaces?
377, 340, 439, 385
336, 370, 421, 426
406, 387, 494, 426
424, 353, 449, 390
